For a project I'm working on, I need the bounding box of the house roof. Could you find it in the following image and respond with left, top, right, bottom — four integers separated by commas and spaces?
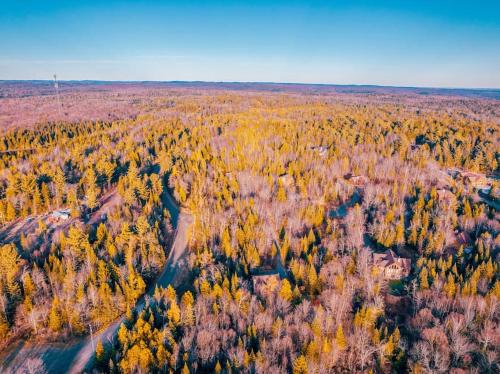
459, 171, 488, 184
344, 173, 368, 186
51, 209, 71, 218
373, 250, 411, 271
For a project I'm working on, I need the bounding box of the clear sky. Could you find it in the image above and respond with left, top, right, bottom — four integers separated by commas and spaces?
1, 0, 499, 88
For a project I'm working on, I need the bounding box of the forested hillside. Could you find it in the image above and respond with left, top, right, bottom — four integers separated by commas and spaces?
0, 85, 499, 373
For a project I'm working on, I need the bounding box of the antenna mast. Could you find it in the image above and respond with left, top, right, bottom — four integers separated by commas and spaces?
53, 74, 63, 117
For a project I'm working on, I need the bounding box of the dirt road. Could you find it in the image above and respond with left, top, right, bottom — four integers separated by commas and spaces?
69, 209, 192, 373
1, 184, 192, 373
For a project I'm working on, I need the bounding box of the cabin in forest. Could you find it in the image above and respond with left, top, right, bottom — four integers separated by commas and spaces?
252, 273, 280, 298
47, 209, 71, 224
345, 174, 369, 187
372, 250, 411, 280
310, 145, 328, 157
458, 171, 490, 190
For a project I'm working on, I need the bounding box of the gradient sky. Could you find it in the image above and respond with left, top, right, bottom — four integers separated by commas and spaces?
1, 0, 499, 88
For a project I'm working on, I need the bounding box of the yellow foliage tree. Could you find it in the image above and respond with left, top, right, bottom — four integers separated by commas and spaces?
335, 324, 347, 350
292, 354, 308, 374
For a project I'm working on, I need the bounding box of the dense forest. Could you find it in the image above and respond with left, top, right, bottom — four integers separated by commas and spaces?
0, 84, 499, 373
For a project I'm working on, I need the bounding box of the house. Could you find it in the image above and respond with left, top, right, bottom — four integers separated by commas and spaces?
458, 171, 490, 190
252, 273, 280, 298
372, 250, 411, 280
310, 145, 328, 158
47, 209, 71, 224
344, 174, 369, 187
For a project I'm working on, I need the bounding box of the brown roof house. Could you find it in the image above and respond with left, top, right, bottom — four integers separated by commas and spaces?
372, 250, 411, 280
344, 173, 369, 187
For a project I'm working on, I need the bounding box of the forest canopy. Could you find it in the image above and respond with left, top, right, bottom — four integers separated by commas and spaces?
0, 83, 499, 373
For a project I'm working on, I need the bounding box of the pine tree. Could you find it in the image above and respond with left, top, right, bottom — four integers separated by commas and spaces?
32, 186, 41, 215
307, 265, 318, 294
118, 323, 128, 347
178, 184, 187, 204
200, 279, 211, 296
166, 285, 177, 302
409, 224, 418, 246
181, 291, 194, 306
48, 297, 62, 332
385, 335, 395, 357
335, 324, 347, 350
277, 180, 287, 202
463, 199, 472, 218
279, 279, 293, 301
215, 360, 222, 374
95, 340, 105, 363
85, 168, 98, 210
485, 259, 495, 279
419, 267, 429, 289
396, 215, 405, 246
221, 227, 232, 258
292, 355, 308, 374
322, 338, 331, 354
0, 313, 9, 339
0, 244, 20, 294
167, 300, 181, 327
53, 167, 66, 207
5, 201, 16, 222
444, 273, 456, 298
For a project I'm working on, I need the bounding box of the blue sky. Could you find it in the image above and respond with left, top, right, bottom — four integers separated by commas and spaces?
1, 1, 499, 88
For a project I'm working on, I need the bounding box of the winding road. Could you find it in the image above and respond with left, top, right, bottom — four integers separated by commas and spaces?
1, 184, 192, 373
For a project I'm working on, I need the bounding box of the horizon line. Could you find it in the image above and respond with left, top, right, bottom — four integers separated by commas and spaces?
1, 79, 499, 92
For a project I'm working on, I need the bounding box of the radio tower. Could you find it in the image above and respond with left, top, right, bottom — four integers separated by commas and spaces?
53, 74, 63, 117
